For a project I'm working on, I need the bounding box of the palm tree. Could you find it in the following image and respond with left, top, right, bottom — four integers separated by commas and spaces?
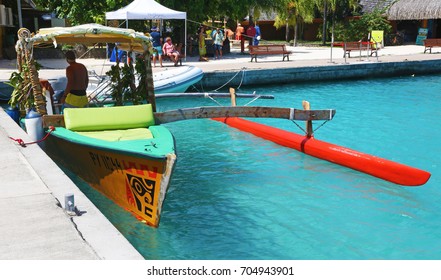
316, 0, 359, 45
274, 0, 316, 46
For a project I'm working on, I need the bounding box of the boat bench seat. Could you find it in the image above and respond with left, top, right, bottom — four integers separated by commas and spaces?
64, 104, 155, 132
77, 128, 153, 141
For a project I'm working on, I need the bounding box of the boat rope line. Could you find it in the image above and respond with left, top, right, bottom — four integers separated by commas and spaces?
212, 67, 246, 92
204, 93, 224, 106
290, 119, 330, 136
236, 68, 246, 90
242, 92, 261, 106
200, 68, 248, 106
9, 126, 55, 147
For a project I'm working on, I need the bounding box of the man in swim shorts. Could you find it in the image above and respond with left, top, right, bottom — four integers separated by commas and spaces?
61, 50, 89, 108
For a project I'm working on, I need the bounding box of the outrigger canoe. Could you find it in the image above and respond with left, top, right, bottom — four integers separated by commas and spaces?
42, 105, 335, 226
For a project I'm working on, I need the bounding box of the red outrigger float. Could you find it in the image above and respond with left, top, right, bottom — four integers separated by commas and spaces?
212, 101, 431, 187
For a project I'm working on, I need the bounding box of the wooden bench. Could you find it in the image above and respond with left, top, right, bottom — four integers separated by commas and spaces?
248, 44, 292, 62
161, 43, 185, 66
423, 38, 441, 53
341, 41, 379, 58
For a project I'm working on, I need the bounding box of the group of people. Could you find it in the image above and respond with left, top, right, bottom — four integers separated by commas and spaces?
236, 22, 261, 53
197, 22, 261, 61
197, 25, 226, 61
150, 27, 181, 67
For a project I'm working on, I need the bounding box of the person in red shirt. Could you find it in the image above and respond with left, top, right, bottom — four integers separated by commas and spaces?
246, 24, 256, 47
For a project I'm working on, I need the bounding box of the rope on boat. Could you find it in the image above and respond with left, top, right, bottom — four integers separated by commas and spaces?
242, 91, 260, 106
9, 126, 55, 147
204, 93, 224, 106
212, 67, 246, 92
290, 119, 330, 136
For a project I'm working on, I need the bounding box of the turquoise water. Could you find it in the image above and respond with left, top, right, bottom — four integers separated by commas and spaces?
69, 74, 440, 260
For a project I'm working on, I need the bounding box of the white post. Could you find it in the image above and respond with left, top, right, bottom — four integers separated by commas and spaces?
65, 193, 75, 213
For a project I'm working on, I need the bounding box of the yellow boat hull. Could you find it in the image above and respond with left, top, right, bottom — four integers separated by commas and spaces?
45, 135, 176, 227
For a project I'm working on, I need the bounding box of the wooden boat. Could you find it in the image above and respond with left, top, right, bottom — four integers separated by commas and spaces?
12, 24, 174, 226
44, 104, 176, 226
43, 105, 334, 226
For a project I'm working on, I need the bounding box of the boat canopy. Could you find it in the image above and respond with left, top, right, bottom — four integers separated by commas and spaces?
27, 23, 153, 53
14, 23, 156, 116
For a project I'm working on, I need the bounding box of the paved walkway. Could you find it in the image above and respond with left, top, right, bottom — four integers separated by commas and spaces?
1, 44, 440, 82
0, 44, 440, 259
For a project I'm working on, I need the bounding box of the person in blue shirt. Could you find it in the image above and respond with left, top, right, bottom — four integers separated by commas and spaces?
150, 27, 163, 67
254, 23, 261, 46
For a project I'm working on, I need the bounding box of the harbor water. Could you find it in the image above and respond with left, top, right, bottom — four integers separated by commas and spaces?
66, 73, 441, 260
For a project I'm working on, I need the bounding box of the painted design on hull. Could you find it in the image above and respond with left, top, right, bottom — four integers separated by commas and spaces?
46, 136, 171, 227
126, 173, 156, 220
86, 149, 165, 226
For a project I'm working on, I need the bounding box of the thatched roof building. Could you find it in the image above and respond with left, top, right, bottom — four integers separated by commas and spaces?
360, 0, 395, 14
387, 0, 441, 20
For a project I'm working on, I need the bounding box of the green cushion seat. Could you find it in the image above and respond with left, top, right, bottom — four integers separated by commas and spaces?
64, 104, 155, 131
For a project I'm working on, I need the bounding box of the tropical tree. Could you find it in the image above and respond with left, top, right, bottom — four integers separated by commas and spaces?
32, 0, 130, 25
344, 8, 392, 41
274, 0, 316, 45
32, 0, 280, 27
315, 0, 359, 45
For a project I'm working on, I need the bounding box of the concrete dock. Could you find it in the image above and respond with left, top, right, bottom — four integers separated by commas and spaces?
0, 109, 143, 259
0, 44, 440, 259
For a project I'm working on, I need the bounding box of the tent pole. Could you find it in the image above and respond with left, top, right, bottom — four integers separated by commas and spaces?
184, 18, 187, 61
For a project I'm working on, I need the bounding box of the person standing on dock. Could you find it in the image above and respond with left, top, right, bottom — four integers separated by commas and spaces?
213, 28, 224, 59
254, 23, 261, 46
198, 25, 208, 61
61, 50, 89, 108
235, 23, 245, 53
246, 24, 256, 47
150, 27, 163, 67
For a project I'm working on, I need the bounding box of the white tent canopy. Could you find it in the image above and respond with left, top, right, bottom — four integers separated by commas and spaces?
105, 0, 187, 57
105, 0, 186, 20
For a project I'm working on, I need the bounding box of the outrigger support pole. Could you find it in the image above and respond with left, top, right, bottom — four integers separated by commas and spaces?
302, 100, 313, 137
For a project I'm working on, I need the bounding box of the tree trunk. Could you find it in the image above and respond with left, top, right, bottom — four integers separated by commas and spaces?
322, 1, 328, 45
294, 21, 298, 47
285, 19, 289, 42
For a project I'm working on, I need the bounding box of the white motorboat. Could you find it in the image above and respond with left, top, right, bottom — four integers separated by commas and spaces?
154, 65, 203, 94
48, 65, 203, 104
